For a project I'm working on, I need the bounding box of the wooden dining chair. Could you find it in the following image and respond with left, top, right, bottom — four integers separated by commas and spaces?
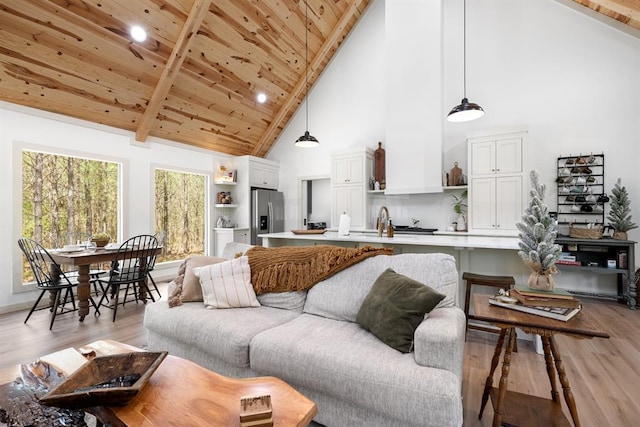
18, 238, 101, 330
145, 230, 166, 300
97, 234, 158, 321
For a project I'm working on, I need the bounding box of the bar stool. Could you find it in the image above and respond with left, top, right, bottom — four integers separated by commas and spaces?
462, 272, 516, 342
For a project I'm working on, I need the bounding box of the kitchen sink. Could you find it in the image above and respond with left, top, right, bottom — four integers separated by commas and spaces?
393, 226, 438, 235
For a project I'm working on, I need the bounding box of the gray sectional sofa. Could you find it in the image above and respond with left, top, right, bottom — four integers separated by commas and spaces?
144, 249, 465, 427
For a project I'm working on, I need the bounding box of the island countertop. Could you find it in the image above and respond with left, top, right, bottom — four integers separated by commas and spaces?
259, 231, 520, 250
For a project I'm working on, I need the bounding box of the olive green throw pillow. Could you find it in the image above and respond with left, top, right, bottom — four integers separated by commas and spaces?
356, 268, 445, 353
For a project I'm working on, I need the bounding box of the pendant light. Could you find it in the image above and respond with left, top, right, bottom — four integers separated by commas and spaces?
295, 1, 319, 147
447, 0, 484, 122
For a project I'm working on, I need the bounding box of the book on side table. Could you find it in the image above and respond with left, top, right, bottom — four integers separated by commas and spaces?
489, 295, 582, 322
510, 288, 581, 309
491, 285, 582, 321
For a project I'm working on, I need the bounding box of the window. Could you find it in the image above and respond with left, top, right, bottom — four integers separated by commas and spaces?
21, 150, 120, 282
154, 168, 207, 262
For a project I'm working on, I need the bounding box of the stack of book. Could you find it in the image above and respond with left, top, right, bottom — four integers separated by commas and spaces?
489, 285, 582, 321
240, 394, 273, 427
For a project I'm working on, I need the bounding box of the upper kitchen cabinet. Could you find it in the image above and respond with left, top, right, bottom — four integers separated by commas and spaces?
470, 138, 523, 176
249, 160, 279, 190
333, 155, 365, 185
467, 127, 528, 235
384, 0, 443, 195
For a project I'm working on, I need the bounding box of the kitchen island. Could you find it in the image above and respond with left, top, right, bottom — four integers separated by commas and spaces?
259, 231, 526, 307
259, 231, 636, 309
260, 231, 520, 250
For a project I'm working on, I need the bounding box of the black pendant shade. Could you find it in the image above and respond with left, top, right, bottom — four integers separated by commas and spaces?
295, 130, 319, 148
447, 98, 484, 122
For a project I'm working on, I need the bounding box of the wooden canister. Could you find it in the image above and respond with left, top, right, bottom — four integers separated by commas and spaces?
374, 142, 385, 185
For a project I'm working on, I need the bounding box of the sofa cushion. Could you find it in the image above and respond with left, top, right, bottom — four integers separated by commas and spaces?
257, 291, 307, 313
250, 314, 463, 426
356, 268, 445, 353
182, 255, 227, 301
304, 253, 458, 322
221, 242, 254, 259
194, 256, 260, 309
144, 301, 299, 368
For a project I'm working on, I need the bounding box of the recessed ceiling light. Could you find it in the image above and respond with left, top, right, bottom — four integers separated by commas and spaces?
130, 25, 147, 43
257, 93, 267, 103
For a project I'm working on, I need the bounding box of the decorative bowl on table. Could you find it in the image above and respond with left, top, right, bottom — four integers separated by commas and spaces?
39, 351, 167, 409
91, 238, 110, 248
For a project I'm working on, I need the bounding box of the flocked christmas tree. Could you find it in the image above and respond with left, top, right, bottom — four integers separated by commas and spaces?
607, 178, 637, 238
516, 170, 561, 290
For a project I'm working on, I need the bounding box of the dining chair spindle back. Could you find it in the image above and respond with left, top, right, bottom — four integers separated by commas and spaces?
17, 238, 100, 330
97, 234, 158, 321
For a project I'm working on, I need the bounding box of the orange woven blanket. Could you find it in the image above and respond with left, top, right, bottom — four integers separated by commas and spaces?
247, 245, 393, 294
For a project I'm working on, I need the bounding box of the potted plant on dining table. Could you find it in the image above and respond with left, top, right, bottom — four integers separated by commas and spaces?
91, 232, 111, 248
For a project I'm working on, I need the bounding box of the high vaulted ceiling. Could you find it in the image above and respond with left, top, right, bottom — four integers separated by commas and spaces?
0, 1, 637, 157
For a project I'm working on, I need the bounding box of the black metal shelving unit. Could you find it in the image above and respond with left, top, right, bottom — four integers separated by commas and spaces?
556, 153, 605, 227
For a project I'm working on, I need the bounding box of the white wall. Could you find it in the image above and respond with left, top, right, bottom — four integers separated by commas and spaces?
268, 0, 640, 250
268, 0, 387, 226
0, 103, 223, 311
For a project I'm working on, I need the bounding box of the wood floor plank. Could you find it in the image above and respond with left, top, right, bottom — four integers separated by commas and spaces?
1, 287, 638, 426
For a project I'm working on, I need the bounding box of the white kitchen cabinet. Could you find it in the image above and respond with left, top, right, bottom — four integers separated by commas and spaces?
468, 128, 527, 235
332, 155, 364, 185
249, 162, 279, 190
470, 137, 522, 176
470, 176, 523, 232
214, 228, 249, 257
331, 186, 365, 229
330, 148, 372, 231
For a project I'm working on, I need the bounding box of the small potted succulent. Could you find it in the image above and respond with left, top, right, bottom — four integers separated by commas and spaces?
91, 232, 111, 248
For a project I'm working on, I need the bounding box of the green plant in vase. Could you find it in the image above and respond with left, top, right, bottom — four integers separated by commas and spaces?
607, 178, 637, 240
516, 170, 561, 290
451, 190, 468, 231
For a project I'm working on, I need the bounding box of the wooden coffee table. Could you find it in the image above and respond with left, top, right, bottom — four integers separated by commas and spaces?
0, 340, 317, 427
473, 294, 609, 427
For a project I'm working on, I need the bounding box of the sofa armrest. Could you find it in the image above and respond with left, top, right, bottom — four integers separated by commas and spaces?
413, 307, 466, 380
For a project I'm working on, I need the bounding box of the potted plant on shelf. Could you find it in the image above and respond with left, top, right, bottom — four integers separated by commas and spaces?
91, 232, 111, 248
516, 170, 561, 291
607, 178, 637, 240
451, 189, 468, 231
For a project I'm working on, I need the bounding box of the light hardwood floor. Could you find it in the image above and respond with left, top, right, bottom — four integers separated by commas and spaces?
1, 286, 638, 426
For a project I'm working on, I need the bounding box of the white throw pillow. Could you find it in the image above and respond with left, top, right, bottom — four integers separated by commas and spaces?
193, 256, 260, 309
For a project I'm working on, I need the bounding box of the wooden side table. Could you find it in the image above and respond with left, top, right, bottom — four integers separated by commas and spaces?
473, 295, 609, 427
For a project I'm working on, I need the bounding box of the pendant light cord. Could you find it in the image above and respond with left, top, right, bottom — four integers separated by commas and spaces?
463, 0, 467, 98
304, 0, 309, 132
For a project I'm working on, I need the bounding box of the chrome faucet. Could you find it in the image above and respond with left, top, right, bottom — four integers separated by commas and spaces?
377, 206, 389, 237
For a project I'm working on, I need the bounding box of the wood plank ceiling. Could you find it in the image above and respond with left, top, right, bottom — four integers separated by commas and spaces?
0, 0, 637, 157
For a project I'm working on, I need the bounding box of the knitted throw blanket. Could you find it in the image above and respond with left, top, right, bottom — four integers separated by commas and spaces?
247, 245, 393, 294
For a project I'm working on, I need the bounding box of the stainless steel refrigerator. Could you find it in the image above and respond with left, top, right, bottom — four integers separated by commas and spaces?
251, 189, 285, 245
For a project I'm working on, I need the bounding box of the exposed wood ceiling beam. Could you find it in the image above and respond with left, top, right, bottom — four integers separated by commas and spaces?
251, 0, 368, 157
135, 0, 212, 143
571, 0, 640, 32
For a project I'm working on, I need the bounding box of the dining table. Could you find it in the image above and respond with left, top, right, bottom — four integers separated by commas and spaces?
49, 245, 163, 321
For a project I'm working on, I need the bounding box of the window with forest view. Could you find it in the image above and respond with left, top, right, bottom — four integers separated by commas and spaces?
21, 150, 119, 282
154, 168, 207, 262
